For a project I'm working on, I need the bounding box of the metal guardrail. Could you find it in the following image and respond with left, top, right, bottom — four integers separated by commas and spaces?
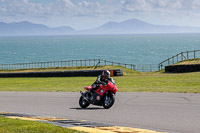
1, 50, 199, 72
159, 50, 200, 70
0, 59, 99, 70
0, 59, 159, 72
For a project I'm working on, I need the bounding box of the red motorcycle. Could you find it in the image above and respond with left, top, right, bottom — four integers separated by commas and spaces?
79, 81, 118, 109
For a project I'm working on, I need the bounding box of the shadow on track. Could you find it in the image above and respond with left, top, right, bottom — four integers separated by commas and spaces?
70, 107, 104, 110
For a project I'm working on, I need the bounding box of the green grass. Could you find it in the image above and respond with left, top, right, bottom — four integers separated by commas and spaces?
173, 58, 200, 65
0, 65, 126, 73
0, 65, 200, 93
0, 116, 84, 133
115, 72, 200, 93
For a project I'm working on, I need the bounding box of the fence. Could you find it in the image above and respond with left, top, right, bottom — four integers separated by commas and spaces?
98, 60, 158, 72
0, 59, 159, 72
1, 50, 199, 72
159, 50, 200, 70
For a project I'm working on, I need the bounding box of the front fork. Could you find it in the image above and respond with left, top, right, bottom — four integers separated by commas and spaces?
80, 91, 93, 102
80, 91, 89, 102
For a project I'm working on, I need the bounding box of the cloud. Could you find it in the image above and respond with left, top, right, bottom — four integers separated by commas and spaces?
116, 0, 200, 25
1, 0, 200, 29
0, 0, 45, 15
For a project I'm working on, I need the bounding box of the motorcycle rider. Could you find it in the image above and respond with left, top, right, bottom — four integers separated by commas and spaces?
90, 70, 115, 92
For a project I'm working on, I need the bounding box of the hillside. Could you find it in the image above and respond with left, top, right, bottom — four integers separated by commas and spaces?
85, 19, 200, 34
1, 19, 200, 36
0, 21, 75, 36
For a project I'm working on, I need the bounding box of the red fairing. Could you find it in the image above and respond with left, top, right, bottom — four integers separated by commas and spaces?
80, 80, 118, 109
84, 86, 92, 91
95, 81, 118, 96
84, 81, 118, 96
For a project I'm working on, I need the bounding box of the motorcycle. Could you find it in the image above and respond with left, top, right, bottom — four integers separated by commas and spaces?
79, 81, 118, 109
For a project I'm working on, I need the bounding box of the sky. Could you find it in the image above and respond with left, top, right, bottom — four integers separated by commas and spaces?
1, 0, 200, 30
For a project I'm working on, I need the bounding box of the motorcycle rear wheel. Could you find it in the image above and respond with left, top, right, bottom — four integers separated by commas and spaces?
103, 94, 115, 109
79, 96, 90, 108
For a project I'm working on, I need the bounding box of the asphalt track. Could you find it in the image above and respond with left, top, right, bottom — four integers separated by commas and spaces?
0, 92, 200, 133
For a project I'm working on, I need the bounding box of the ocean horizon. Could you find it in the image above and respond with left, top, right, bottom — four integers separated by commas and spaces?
0, 33, 200, 65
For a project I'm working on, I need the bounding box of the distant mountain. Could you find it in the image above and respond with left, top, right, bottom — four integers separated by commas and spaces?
84, 19, 200, 34
1, 19, 200, 36
0, 21, 75, 36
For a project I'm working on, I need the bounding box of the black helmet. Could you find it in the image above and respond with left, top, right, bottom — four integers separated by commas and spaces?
102, 70, 110, 79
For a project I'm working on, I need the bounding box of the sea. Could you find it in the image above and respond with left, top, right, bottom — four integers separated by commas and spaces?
0, 34, 200, 65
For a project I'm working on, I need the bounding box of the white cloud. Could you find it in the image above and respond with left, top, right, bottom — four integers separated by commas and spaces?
121, 0, 153, 12
81, 1, 90, 7
1, 0, 200, 29
0, 7, 6, 12
63, 0, 75, 7
192, 0, 200, 9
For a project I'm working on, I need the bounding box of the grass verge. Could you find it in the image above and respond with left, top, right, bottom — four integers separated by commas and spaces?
0, 116, 84, 133
0, 65, 127, 73
172, 58, 200, 65
0, 65, 199, 93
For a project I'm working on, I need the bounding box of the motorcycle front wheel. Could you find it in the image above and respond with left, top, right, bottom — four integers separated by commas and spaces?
103, 94, 115, 109
79, 96, 90, 108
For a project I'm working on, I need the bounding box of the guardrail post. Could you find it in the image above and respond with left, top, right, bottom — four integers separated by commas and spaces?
64, 61, 66, 67
177, 55, 178, 63
99, 59, 101, 67
181, 52, 183, 61
194, 50, 196, 59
